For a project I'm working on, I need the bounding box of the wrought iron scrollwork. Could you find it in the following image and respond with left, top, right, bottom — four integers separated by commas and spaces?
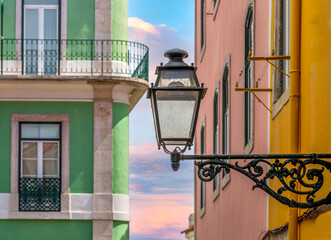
189, 154, 331, 208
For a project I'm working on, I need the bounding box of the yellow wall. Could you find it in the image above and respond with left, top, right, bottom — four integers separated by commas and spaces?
269, 0, 331, 238
299, 0, 331, 238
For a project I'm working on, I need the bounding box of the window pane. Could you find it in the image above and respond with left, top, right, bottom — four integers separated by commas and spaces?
43, 142, 58, 177
44, 9, 57, 40
21, 124, 39, 138
40, 124, 60, 139
43, 160, 58, 177
43, 142, 58, 159
21, 124, 60, 139
22, 142, 38, 177
25, 0, 58, 5
23, 161, 37, 177
25, 9, 38, 39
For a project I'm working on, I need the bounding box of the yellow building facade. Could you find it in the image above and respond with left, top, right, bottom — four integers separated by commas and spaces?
269, 0, 331, 239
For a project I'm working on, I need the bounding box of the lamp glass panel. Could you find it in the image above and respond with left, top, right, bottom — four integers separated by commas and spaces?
158, 69, 197, 87
151, 92, 160, 143
155, 90, 199, 144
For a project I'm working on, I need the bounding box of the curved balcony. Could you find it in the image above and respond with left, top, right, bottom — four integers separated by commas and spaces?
0, 39, 149, 81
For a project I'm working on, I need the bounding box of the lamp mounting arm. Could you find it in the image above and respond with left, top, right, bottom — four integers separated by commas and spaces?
175, 153, 331, 208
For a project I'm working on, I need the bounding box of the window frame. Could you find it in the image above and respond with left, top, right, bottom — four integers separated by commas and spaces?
213, 0, 220, 18
199, 116, 206, 217
10, 114, 69, 215
221, 58, 231, 189
200, 0, 206, 60
212, 82, 220, 200
243, 3, 254, 154
272, 0, 291, 117
19, 122, 61, 179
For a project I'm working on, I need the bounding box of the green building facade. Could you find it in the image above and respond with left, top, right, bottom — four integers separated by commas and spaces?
0, 0, 148, 239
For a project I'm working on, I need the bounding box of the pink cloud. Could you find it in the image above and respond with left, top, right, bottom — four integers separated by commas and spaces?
130, 142, 170, 175
129, 17, 160, 36
129, 17, 195, 240
128, 17, 194, 83
130, 193, 193, 239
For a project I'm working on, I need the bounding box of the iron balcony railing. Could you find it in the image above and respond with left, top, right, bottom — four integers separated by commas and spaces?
0, 39, 149, 80
19, 178, 61, 211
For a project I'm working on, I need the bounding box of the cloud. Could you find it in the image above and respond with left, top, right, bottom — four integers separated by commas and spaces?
128, 17, 160, 35
129, 141, 194, 239
129, 18, 195, 240
128, 17, 194, 83
130, 193, 193, 240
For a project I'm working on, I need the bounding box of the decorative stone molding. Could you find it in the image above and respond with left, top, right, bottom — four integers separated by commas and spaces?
10, 114, 70, 217
0, 193, 130, 220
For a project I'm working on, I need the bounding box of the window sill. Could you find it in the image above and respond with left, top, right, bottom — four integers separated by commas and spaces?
8, 192, 71, 219
272, 88, 290, 119
243, 138, 254, 154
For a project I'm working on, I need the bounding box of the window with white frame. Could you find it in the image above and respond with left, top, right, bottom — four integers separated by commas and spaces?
200, 120, 206, 216
19, 123, 61, 211
24, 0, 59, 75
222, 66, 230, 180
244, 5, 254, 150
273, 0, 291, 103
213, 88, 220, 192
20, 123, 60, 178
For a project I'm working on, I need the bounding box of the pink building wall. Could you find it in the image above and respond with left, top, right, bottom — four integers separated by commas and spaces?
194, 0, 269, 239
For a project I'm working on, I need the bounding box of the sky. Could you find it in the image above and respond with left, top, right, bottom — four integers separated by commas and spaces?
128, 1, 195, 239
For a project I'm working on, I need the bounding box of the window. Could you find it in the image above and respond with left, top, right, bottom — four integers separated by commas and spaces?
24, 0, 59, 75
20, 123, 60, 178
200, 119, 206, 216
10, 114, 69, 215
213, 87, 220, 197
273, 0, 291, 103
19, 123, 61, 211
200, 0, 205, 52
213, 0, 220, 16
222, 66, 230, 187
244, 5, 254, 151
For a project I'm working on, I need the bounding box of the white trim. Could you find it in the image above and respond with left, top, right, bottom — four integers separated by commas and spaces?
0, 193, 129, 220
0, 194, 10, 219
112, 194, 130, 221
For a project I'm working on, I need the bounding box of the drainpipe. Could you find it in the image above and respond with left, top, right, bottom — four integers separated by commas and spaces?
288, 0, 301, 239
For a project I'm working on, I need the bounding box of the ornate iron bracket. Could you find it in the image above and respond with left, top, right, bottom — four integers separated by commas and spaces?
172, 153, 331, 208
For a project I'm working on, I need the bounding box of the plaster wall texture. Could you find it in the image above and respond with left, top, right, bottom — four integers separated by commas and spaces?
269, 0, 331, 238
194, 0, 269, 239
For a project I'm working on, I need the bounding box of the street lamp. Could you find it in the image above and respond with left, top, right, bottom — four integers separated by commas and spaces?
148, 48, 331, 208
147, 48, 206, 170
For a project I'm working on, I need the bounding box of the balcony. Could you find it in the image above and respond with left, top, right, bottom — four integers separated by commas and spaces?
0, 39, 149, 80
19, 178, 61, 211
